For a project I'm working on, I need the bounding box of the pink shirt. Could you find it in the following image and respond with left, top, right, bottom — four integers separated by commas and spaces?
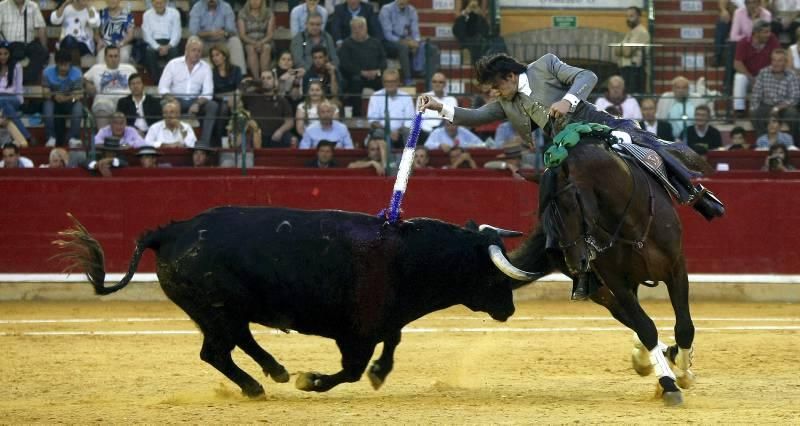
729, 6, 771, 42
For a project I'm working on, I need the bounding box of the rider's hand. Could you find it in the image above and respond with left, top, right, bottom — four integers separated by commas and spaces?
548, 99, 572, 119
417, 95, 442, 113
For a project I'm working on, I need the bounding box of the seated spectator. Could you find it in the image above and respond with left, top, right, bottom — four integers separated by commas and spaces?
158, 37, 220, 148
190, 145, 216, 167
684, 105, 722, 154
290, 13, 339, 71
337, 16, 387, 117
413, 145, 431, 169
347, 135, 386, 175
452, 0, 491, 65
238, 0, 274, 79
329, 0, 383, 48
0, 41, 31, 144
0, 0, 49, 84
50, 0, 100, 65
639, 97, 674, 141
189, 0, 246, 71
367, 69, 414, 148
443, 146, 476, 169
144, 99, 198, 148
240, 70, 295, 147
762, 143, 796, 171
142, 0, 182, 82
419, 72, 458, 138
299, 100, 353, 148
755, 116, 795, 149
40, 148, 70, 168
656, 76, 710, 140
0, 141, 32, 167
380, 0, 438, 86
728, 126, 750, 150
83, 45, 138, 129
117, 73, 162, 136
95, 112, 147, 148
95, 0, 135, 64
483, 140, 528, 176
424, 121, 483, 151
750, 48, 800, 138
290, 0, 328, 37
305, 139, 338, 167
86, 137, 128, 176
210, 43, 243, 133
594, 75, 642, 120
790, 26, 800, 74
303, 46, 342, 98
296, 80, 339, 136
42, 49, 84, 148
136, 145, 163, 168
733, 20, 779, 116
275, 50, 306, 108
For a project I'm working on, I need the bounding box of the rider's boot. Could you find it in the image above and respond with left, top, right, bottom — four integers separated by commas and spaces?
571, 273, 590, 301
661, 150, 725, 221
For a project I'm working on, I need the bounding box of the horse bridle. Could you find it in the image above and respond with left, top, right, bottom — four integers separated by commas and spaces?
553, 157, 655, 257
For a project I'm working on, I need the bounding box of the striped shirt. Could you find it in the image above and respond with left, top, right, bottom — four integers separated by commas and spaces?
751, 68, 800, 110
0, 0, 46, 43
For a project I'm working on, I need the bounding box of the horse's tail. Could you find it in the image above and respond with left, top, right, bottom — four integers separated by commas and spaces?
51, 213, 161, 295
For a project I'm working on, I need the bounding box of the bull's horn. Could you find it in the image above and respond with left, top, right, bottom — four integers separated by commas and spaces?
488, 245, 541, 281
479, 224, 523, 238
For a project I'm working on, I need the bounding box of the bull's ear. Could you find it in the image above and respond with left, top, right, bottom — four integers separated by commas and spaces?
464, 220, 478, 231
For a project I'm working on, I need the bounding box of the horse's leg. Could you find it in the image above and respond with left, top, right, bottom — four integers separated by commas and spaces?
664, 257, 696, 389
606, 282, 683, 406
590, 285, 668, 377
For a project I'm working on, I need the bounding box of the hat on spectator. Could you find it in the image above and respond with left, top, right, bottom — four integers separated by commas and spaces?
496, 141, 523, 159
99, 137, 124, 151
317, 140, 337, 149
136, 146, 162, 157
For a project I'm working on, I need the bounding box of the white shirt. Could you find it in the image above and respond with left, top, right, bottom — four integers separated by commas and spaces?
440, 73, 580, 121
594, 95, 643, 120
50, 5, 99, 53
158, 56, 213, 100
144, 120, 197, 147
0, 156, 33, 168
142, 7, 182, 49
132, 95, 150, 132
367, 88, 414, 131
84, 63, 138, 106
420, 90, 457, 133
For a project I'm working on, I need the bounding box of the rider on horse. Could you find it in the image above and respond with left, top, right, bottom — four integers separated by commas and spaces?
418, 52, 725, 300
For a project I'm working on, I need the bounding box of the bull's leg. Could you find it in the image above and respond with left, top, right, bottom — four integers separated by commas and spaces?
664, 258, 696, 389
199, 330, 265, 398
611, 286, 683, 406
367, 330, 402, 390
236, 327, 290, 383
295, 339, 375, 392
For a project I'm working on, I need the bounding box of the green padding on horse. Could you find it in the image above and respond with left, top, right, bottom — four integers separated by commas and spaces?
544, 122, 614, 168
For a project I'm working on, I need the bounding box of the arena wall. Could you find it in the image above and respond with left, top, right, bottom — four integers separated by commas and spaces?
1, 174, 799, 274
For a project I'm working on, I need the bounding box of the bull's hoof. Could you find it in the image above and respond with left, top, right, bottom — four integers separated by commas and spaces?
367, 364, 384, 390
662, 391, 684, 407
295, 372, 322, 392
242, 383, 266, 399
676, 369, 696, 389
267, 366, 290, 383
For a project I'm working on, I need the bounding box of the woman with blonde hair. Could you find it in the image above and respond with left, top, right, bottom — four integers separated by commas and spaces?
295, 80, 339, 136
238, 0, 275, 78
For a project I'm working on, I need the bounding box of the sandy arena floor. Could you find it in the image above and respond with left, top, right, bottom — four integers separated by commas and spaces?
0, 299, 798, 424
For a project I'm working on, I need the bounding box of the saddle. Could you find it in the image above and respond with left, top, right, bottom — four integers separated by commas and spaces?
610, 142, 680, 198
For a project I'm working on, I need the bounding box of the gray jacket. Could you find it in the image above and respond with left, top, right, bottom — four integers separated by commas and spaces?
453, 54, 597, 146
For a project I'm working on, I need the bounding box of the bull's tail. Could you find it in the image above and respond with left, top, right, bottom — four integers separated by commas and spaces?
51, 213, 160, 295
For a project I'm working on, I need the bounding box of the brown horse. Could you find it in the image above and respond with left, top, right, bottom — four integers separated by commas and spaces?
510, 134, 696, 406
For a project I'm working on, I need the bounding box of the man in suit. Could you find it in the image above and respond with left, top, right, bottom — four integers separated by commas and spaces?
638, 97, 674, 141
116, 73, 162, 137
328, 0, 383, 48
418, 52, 725, 300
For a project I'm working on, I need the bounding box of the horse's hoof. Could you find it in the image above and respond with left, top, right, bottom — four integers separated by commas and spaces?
631, 346, 653, 376
676, 369, 696, 389
367, 364, 384, 390
242, 383, 266, 399
267, 366, 290, 383
662, 391, 684, 407
295, 372, 321, 392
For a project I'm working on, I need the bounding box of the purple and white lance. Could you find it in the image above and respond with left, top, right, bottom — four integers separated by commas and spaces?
385, 112, 423, 224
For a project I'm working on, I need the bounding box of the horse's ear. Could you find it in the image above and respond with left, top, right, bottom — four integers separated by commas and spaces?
517, 169, 542, 184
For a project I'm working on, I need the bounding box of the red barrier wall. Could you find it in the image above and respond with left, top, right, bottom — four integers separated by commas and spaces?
1, 173, 799, 274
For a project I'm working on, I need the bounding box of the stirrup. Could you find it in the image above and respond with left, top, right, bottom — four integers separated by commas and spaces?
686, 184, 708, 206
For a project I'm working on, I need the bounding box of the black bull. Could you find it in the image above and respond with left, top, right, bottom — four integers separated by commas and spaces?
54, 206, 542, 397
